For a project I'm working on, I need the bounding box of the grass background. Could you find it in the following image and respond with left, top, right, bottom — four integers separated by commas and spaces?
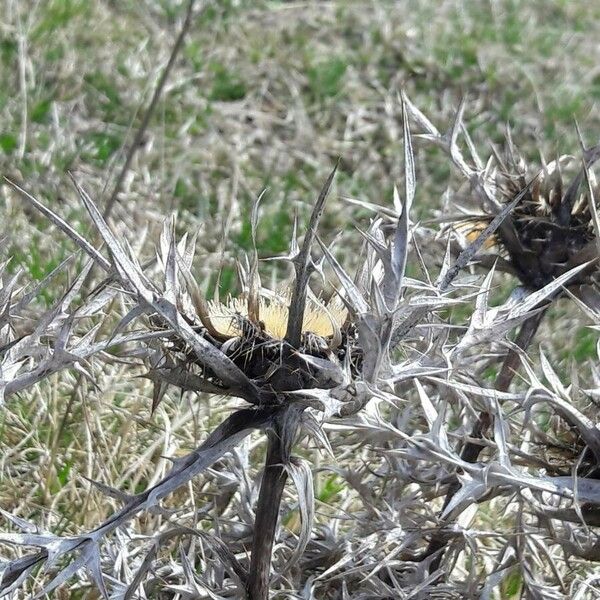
4, 1, 600, 281
2, 0, 600, 597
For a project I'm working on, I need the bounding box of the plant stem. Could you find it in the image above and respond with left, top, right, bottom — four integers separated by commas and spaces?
246, 165, 336, 598
104, 0, 198, 219
246, 405, 302, 600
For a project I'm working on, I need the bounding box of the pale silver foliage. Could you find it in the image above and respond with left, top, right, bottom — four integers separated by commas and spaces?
2, 98, 600, 599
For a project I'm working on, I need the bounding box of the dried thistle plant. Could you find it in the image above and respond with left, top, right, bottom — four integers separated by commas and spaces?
3, 97, 600, 600
0, 103, 414, 599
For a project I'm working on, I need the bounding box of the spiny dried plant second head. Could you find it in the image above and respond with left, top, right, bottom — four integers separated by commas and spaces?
457, 141, 600, 291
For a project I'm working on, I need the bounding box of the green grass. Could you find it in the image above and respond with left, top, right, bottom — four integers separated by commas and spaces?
82, 131, 123, 165
317, 474, 344, 503
0, 133, 17, 154
306, 57, 348, 101
570, 327, 598, 362
209, 63, 248, 102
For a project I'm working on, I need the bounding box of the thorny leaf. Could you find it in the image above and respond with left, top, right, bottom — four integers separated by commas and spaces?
282, 458, 315, 572
286, 162, 338, 348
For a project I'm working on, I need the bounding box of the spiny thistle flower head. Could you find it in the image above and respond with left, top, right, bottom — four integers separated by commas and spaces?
456, 140, 600, 291
166, 272, 356, 400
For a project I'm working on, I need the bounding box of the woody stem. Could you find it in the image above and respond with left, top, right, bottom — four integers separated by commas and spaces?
246, 405, 303, 600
